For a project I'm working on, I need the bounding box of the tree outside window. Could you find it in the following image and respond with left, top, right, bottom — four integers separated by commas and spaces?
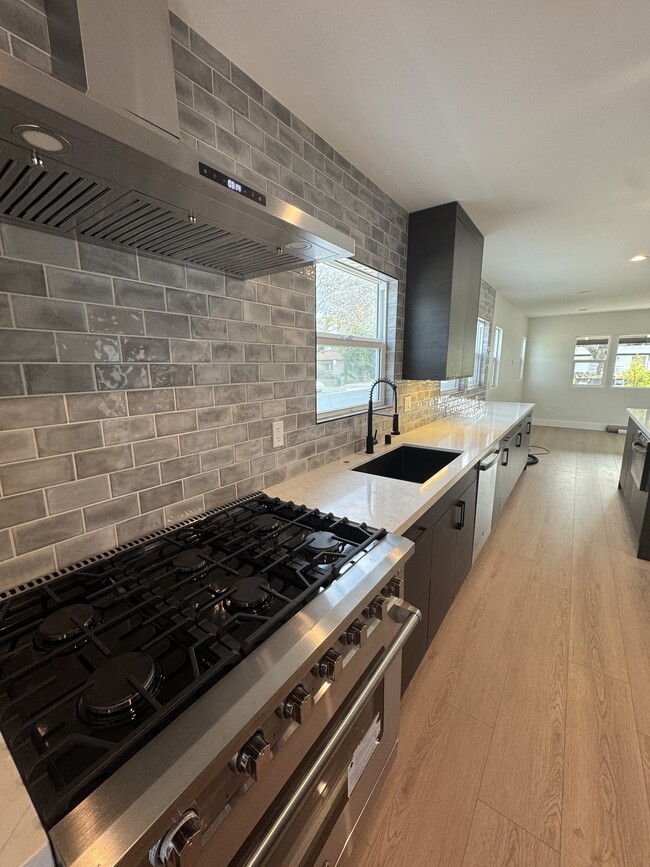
612, 335, 650, 387
316, 261, 389, 419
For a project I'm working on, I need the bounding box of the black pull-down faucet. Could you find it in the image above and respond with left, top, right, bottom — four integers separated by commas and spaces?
366, 378, 400, 454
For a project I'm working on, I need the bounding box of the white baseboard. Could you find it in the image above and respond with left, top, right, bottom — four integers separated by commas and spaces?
532, 418, 613, 431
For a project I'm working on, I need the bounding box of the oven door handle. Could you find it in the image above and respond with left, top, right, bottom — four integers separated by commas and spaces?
241, 602, 421, 867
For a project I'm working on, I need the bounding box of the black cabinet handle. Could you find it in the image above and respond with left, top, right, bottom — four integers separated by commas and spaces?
516, 432, 522, 447
409, 525, 428, 543
455, 500, 466, 530
526, 420, 531, 435
501, 447, 510, 467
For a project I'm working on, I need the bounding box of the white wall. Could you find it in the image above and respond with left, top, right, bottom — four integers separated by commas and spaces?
523, 309, 650, 428
487, 293, 528, 402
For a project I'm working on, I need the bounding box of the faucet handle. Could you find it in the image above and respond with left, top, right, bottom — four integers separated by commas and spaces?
373, 429, 378, 445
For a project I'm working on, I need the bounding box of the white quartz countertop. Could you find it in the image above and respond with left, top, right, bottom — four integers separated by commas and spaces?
628, 408, 650, 438
266, 401, 535, 535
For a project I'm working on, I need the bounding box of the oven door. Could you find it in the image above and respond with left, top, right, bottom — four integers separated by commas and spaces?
233, 604, 420, 867
630, 430, 650, 492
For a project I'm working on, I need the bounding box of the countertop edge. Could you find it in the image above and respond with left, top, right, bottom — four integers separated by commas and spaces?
628, 408, 650, 439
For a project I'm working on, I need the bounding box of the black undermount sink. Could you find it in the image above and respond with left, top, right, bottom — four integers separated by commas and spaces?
352, 445, 463, 484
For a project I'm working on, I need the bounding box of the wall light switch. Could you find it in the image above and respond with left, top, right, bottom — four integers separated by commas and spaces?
405, 396, 412, 411
272, 420, 284, 448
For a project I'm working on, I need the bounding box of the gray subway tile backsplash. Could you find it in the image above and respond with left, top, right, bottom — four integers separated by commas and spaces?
0, 12, 491, 589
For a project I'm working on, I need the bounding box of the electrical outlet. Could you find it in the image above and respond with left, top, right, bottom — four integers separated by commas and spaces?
405, 396, 412, 411
272, 420, 284, 448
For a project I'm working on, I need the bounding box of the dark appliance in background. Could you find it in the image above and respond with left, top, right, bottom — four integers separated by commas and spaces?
0, 493, 418, 866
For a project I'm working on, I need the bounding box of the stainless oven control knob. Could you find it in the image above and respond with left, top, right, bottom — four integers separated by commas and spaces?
382, 576, 403, 598
344, 619, 367, 647
236, 732, 271, 781
283, 684, 312, 724
367, 595, 387, 620
317, 648, 343, 681
152, 810, 202, 867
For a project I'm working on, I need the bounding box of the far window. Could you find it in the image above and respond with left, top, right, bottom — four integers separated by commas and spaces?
489, 326, 503, 388
518, 336, 527, 381
468, 318, 489, 389
316, 260, 389, 419
612, 335, 650, 387
440, 378, 459, 393
572, 336, 609, 386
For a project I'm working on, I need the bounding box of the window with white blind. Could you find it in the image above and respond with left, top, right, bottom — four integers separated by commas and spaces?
468, 318, 489, 389
489, 326, 503, 388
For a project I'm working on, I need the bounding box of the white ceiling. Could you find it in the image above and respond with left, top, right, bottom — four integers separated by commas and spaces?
171, 0, 650, 317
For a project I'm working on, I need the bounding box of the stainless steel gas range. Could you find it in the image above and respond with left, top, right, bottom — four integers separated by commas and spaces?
0, 493, 418, 867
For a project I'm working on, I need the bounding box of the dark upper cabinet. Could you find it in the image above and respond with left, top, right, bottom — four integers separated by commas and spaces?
403, 202, 484, 381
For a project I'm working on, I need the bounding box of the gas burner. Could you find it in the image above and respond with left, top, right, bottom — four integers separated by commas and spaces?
304, 531, 345, 556
172, 546, 212, 573
250, 514, 285, 535
226, 576, 273, 612
37, 603, 97, 646
81, 652, 158, 725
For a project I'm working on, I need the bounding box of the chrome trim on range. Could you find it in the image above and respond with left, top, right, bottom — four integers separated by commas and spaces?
241, 602, 420, 867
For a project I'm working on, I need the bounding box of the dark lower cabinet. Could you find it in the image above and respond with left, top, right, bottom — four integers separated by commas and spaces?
401, 523, 433, 692
401, 415, 533, 695
401, 470, 478, 695
620, 417, 650, 559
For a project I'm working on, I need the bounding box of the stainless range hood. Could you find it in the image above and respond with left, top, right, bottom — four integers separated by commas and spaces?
0, 2, 354, 280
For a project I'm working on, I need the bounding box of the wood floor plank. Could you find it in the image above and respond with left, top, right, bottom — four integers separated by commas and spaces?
612, 551, 650, 736
437, 550, 531, 726
462, 801, 559, 867
570, 539, 628, 681
480, 580, 569, 849
530, 509, 574, 590
357, 700, 492, 867
562, 663, 650, 867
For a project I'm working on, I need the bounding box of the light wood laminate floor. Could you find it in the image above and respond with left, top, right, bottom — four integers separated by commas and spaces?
355, 426, 650, 867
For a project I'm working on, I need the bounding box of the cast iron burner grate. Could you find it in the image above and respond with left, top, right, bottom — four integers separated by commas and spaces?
0, 494, 385, 830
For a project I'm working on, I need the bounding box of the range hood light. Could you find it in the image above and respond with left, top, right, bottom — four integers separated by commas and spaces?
12, 123, 71, 154
630, 254, 648, 262
286, 240, 312, 251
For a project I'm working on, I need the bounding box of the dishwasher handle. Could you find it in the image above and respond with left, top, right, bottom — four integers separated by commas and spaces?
241, 602, 421, 867
479, 450, 500, 471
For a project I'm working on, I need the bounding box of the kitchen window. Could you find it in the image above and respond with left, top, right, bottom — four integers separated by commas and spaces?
572, 336, 609, 386
468, 317, 489, 389
489, 326, 503, 388
316, 260, 390, 420
612, 335, 650, 387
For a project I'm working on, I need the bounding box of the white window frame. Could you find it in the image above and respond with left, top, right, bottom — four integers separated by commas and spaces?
489, 325, 503, 388
571, 335, 610, 387
468, 317, 489, 389
518, 336, 527, 381
316, 260, 389, 421
611, 334, 650, 388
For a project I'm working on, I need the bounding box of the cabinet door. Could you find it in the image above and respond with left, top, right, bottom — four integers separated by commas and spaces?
453, 477, 478, 596
428, 509, 456, 645
493, 437, 511, 523
401, 523, 433, 695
